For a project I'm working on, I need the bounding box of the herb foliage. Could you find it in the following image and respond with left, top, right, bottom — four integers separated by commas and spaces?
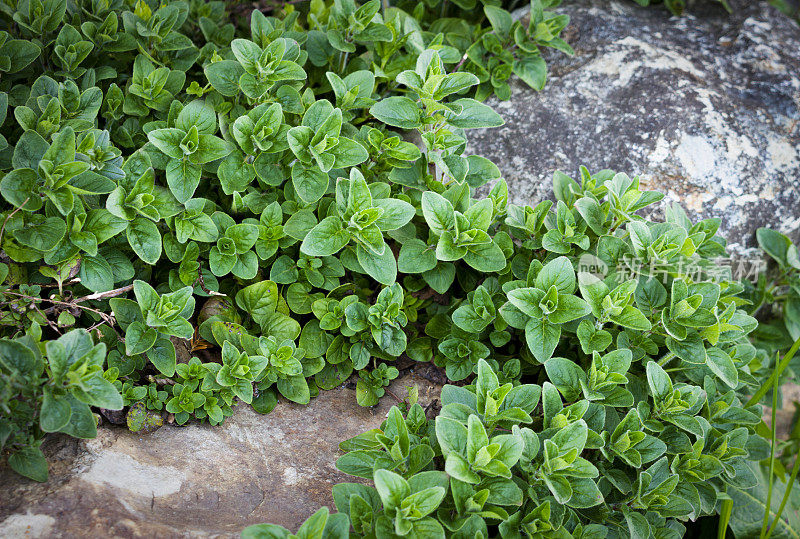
0, 1, 796, 538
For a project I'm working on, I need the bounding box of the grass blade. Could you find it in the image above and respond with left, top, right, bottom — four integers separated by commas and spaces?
764, 452, 800, 539
759, 362, 779, 539
718, 498, 733, 539
746, 336, 800, 407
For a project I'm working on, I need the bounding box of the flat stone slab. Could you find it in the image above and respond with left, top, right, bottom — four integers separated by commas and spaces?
0, 373, 441, 537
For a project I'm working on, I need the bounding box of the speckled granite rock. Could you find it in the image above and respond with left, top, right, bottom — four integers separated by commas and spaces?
0, 373, 441, 538
469, 0, 800, 254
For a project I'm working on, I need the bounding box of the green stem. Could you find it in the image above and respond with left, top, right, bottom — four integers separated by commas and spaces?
764, 452, 800, 539
339, 51, 350, 73
746, 336, 800, 407
657, 352, 675, 367
759, 364, 779, 538
717, 499, 732, 539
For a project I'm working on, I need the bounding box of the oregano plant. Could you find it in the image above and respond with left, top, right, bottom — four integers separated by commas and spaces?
0, 2, 796, 539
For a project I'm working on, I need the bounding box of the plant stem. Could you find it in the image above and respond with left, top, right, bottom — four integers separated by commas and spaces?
717, 499, 732, 539
657, 352, 675, 367
746, 336, 800, 407
453, 53, 468, 72
73, 283, 134, 303
0, 197, 30, 244
1, 284, 133, 332
759, 363, 779, 538
764, 452, 800, 539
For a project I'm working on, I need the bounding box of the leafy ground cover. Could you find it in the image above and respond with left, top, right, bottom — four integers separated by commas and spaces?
0, 0, 799, 537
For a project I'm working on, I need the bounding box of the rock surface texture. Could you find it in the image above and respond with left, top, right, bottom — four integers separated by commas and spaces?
0, 374, 441, 538
469, 0, 800, 255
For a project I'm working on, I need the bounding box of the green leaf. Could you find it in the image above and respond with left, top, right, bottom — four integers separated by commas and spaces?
373, 198, 415, 231
506, 287, 543, 318
301, 216, 349, 257
436, 232, 467, 261
577, 320, 612, 354
74, 374, 123, 410
226, 224, 259, 253
241, 524, 290, 539
166, 159, 202, 203
148, 335, 177, 376
127, 217, 162, 265
484, 5, 512, 34
133, 280, 159, 313
446, 98, 504, 129
231, 38, 262, 73
705, 347, 739, 389
13, 130, 48, 169
356, 378, 379, 406
609, 305, 652, 331
329, 137, 369, 168
0, 168, 40, 211
421, 191, 455, 236
2, 39, 41, 73
58, 395, 97, 439
398, 239, 437, 274
148, 128, 185, 159
466, 200, 493, 231
464, 240, 507, 272
261, 311, 301, 341
513, 56, 547, 91
8, 447, 48, 482
435, 72, 479, 99
40, 388, 71, 433
235, 280, 281, 328
369, 97, 421, 129
252, 388, 278, 415
356, 244, 396, 285
277, 375, 311, 404
79, 255, 115, 293
291, 162, 330, 205
536, 256, 575, 294
374, 469, 410, 510
190, 135, 232, 165
574, 197, 606, 235
757, 228, 792, 267
646, 361, 672, 401
525, 318, 560, 362
544, 357, 585, 401
204, 60, 245, 97
13, 217, 66, 251
125, 321, 157, 356
423, 262, 455, 294
176, 100, 217, 134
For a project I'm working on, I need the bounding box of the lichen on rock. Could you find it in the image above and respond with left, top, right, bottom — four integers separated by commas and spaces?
469, 0, 800, 255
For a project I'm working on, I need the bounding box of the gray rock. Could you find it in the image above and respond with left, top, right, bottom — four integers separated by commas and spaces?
468, 0, 800, 255
0, 374, 441, 537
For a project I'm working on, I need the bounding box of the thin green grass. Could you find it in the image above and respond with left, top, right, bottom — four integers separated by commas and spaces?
754, 336, 800, 539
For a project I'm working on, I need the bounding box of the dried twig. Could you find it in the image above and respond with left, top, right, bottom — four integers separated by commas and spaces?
0, 197, 30, 245
73, 283, 134, 303
197, 266, 225, 296
1, 284, 132, 334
